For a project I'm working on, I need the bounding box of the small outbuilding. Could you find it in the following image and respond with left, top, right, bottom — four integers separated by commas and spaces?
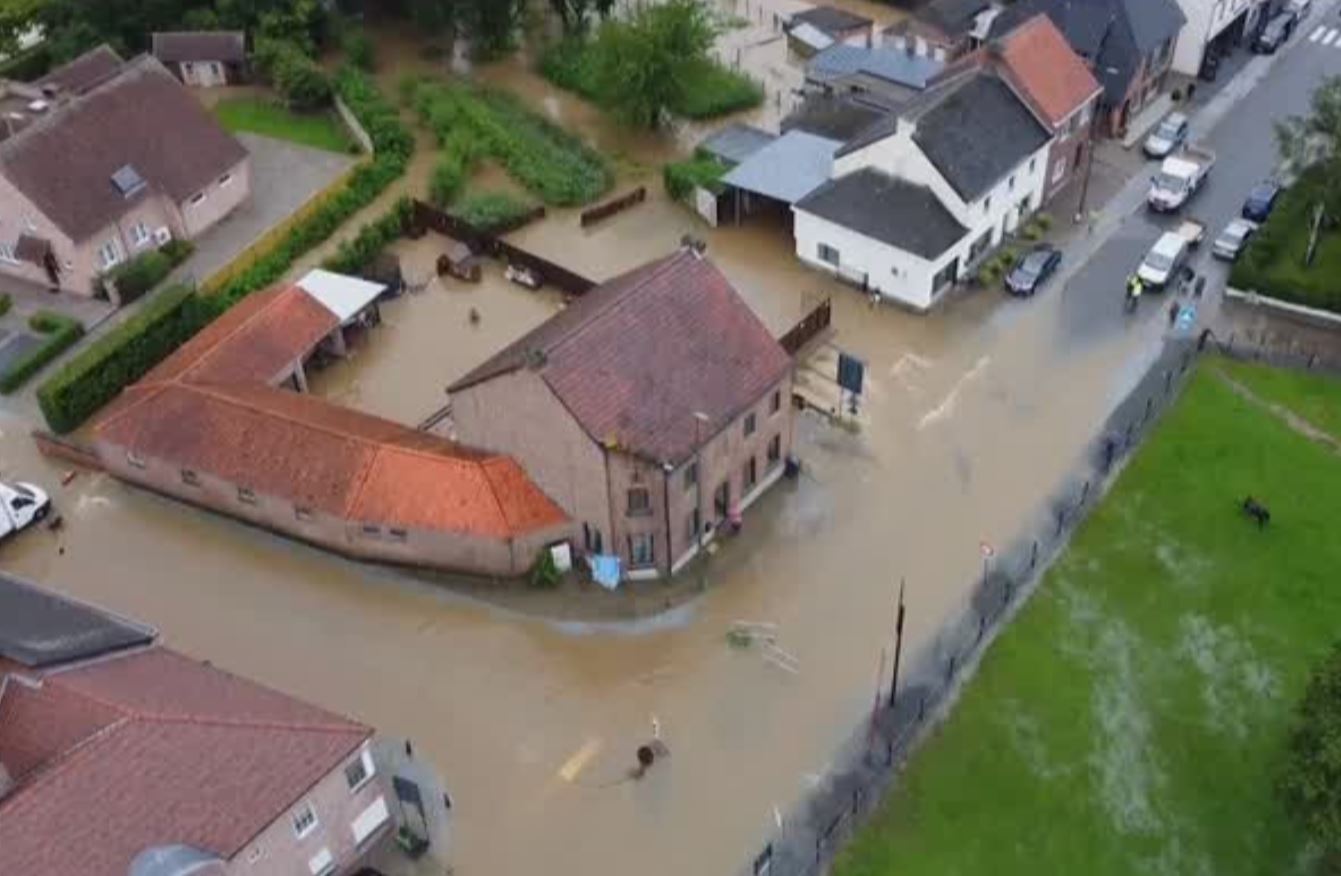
151, 31, 247, 87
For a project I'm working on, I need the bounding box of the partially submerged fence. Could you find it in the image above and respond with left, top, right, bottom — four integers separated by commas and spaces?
779, 298, 832, 356
739, 333, 1219, 876
409, 200, 595, 296
580, 187, 647, 228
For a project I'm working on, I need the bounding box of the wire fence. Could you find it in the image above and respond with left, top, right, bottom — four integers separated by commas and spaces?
737, 328, 1341, 876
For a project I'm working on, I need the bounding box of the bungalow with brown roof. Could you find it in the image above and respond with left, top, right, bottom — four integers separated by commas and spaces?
93, 270, 572, 578
0, 51, 250, 299
152, 31, 248, 87
448, 247, 794, 579
0, 570, 438, 876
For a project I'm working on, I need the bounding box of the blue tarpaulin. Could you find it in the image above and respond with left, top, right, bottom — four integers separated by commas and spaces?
589, 554, 622, 590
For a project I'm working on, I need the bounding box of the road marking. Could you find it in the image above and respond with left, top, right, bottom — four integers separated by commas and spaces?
1324, 28, 1338, 45
1310, 24, 1327, 41
557, 738, 602, 782
917, 356, 990, 430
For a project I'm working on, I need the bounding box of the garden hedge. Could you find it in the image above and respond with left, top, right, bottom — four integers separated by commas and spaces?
106, 240, 194, 304
323, 198, 412, 275
664, 154, 729, 201
450, 191, 537, 234
35, 285, 207, 430
1, 311, 85, 395
36, 68, 413, 432
1230, 169, 1341, 315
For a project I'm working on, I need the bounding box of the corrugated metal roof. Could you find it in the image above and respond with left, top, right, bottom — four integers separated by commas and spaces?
723, 130, 843, 204
698, 123, 777, 166
807, 45, 944, 89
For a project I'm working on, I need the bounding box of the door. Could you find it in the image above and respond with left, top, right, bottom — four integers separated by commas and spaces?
713, 480, 731, 519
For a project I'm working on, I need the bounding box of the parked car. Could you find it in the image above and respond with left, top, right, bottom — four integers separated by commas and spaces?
1253, 11, 1296, 53
1147, 144, 1216, 212
1144, 113, 1190, 158
0, 481, 50, 541
1242, 180, 1283, 222
1199, 50, 1220, 82
1004, 244, 1061, 296
1289, 0, 1312, 20
1137, 231, 1191, 288
1213, 218, 1258, 260
1177, 218, 1207, 249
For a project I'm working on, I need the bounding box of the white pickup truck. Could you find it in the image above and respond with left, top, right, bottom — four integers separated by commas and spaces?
0, 481, 51, 541
1147, 145, 1216, 212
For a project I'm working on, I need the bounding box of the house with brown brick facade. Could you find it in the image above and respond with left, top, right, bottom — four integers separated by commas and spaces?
0, 570, 416, 876
0, 49, 250, 299
93, 271, 572, 578
449, 248, 794, 579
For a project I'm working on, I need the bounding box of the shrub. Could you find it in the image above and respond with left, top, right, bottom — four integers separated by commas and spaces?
343, 30, 375, 71
672, 59, 763, 119
1, 312, 84, 395
255, 38, 331, 110
664, 154, 729, 200
106, 241, 195, 305
323, 198, 412, 275
36, 285, 208, 431
529, 549, 561, 589
1034, 212, 1054, 232
449, 191, 536, 234
537, 38, 603, 101
0, 293, 10, 318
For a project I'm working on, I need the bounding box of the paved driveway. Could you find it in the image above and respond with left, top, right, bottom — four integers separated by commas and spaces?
168, 132, 357, 287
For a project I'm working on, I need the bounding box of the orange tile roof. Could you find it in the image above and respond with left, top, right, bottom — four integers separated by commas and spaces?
996, 14, 1102, 127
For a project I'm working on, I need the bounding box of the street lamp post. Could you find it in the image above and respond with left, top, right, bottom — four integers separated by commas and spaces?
693, 411, 710, 567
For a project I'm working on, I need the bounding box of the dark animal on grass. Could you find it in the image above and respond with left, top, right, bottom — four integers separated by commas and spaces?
1241, 496, 1271, 528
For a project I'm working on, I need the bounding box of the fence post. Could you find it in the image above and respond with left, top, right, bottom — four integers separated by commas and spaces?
946, 653, 956, 683
1081, 479, 1091, 504
1125, 422, 1134, 447
1055, 507, 1065, 537
1164, 370, 1172, 394
1144, 397, 1153, 422
1030, 540, 1039, 569
977, 614, 986, 642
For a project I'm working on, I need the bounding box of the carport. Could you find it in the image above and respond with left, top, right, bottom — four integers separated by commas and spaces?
720, 130, 844, 226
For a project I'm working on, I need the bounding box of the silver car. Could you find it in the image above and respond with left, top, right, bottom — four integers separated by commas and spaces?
1144, 113, 1189, 158
1213, 218, 1258, 260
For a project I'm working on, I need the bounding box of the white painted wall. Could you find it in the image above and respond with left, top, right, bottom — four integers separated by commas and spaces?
1172, 0, 1263, 75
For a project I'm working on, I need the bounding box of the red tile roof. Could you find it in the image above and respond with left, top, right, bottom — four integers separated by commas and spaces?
0, 647, 369, 876
3, 55, 248, 242
995, 14, 1102, 127
451, 250, 791, 464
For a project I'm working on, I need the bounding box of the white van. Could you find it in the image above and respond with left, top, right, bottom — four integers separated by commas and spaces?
1136, 232, 1190, 287
0, 481, 51, 541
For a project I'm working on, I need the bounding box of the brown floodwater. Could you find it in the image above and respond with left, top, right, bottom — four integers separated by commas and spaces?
0, 14, 1177, 876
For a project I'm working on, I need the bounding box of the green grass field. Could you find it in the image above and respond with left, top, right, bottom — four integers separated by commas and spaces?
835, 360, 1341, 876
213, 97, 352, 153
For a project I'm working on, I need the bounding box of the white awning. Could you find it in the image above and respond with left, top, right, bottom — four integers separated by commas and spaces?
351, 794, 390, 846
298, 269, 385, 325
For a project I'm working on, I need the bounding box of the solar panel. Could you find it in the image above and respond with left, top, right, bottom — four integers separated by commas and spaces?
111, 164, 146, 197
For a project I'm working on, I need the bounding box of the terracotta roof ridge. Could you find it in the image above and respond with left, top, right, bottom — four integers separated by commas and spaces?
341, 443, 384, 522
476, 457, 520, 534
178, 288, 319, 383
543, 251, 692, 361
0, 715, 131, 818
132, 710, 372, 737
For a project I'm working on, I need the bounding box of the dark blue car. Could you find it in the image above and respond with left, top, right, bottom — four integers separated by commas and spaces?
1242, 181, 1282, 223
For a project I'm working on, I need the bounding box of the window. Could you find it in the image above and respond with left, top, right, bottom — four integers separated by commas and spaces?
23, 214, 35, 231
1029, 157, 1037, 173
626, 487, 651, 516
629, 532, 655, 567
97, 238, 121, 270
237, 486, 256, 504
189, 191, 206, 206
1052, 155, 1068, 184
683, 461, 698, 490
388, 528, 408, 542
219, 172, 234, 187
292, 802, 318, 839
767, 434, 782, 466
180, 469, 199, 487
126, 450, 145, 469
361, 524, 381, 537
345, 748, 375, 791
686, 507, 701, 543
1008, 174, 1016, 192
817, 243, 840, 266
245, 846, 264, 865
770, 390, 781, 414
743, 456, 758, 490
307, 847, 334, 876
0, 241, 16, 263
130, 221, 151, 248
744, 412, 757, 436
983, 195, 992, 212
295, 506, 313, 521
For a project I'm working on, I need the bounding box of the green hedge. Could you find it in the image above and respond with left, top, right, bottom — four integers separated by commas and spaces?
537, 38, 603, 101
449, 190, 536, 234
409, 79, 611, 207
1230, 171, 1341, 315
673, 59, 763, 120
106, 240, 194, 304
36, 69, 413, 432
36, 285, 209, 431
0, 311, 85, 395
664, 153, 729, 200
0, 293, 10, 318
323, 198, 412, 275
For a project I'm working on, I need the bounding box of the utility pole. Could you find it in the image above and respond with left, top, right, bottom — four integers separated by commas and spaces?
887, 578, 906, 707
693, 411, 710, 585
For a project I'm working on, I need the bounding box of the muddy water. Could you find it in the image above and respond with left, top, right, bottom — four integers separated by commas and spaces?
0, 168, 1168, 876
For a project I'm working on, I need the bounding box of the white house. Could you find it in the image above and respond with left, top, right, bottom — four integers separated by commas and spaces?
792, 69, 1052, 309
1171, 0, 1267, 76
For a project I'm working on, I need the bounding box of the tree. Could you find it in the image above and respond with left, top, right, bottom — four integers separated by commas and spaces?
592, 0, 715, 128
549, 0, 615, 35
0, 0, 45, 56
460, 0, 524, 59
1277, 76, 1341, 225
1281, 643, 1341, 873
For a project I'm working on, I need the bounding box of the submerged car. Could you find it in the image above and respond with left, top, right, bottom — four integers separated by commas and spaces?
1143, 112, 1189, 158
1242, 180, 1283, 222
1213, 218, 1258, 260
1004, 244, 1061, 296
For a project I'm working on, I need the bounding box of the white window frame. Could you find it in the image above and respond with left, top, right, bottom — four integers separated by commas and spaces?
307, 847, 334, 876
219, 172, 234, 188
345, 747, 376, 793
97, 238, 122, 270
817, 243, 840, 266
189, 191, 207, 207
0, 240, 16, 264
292, 801, 319, 840
629, 532, 655, 568
130, 221, 151, 249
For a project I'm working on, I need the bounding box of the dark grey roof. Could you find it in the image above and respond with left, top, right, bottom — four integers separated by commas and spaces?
722, 129, 843, 204
918, 0, 993, 35
796, 169, 968, 260
807, 45, 945, 89
988, 0, 1184, 102
151, 31, 247, 64
792, 6, 873, 35
911, 72, 1049, 201
698, 123, 777, 166
783, 93, 888, 141
0, 571, 155, 668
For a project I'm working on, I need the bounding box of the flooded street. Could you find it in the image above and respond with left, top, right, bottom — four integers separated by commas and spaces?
0, 14, 1194, 876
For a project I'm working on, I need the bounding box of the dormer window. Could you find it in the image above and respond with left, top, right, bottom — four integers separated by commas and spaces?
111, 165, 145, 199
